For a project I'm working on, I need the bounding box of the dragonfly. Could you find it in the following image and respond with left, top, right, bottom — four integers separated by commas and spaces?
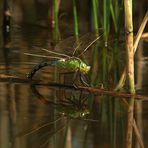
25, 33, 102, 86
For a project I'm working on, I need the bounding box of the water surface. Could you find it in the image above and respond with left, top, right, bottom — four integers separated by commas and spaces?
0, 26, 148, 148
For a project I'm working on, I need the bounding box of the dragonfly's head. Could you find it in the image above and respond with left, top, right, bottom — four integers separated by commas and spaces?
80, 62, 91, 74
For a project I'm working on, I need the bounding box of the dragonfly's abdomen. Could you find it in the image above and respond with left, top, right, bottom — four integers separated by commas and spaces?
27, 59, 77, 80
27, 58, 89, 80
27, 61, 57, 79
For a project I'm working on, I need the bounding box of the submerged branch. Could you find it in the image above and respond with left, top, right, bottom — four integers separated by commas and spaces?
0, 74, 147, 100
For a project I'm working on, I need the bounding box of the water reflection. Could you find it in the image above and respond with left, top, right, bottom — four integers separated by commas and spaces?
30, 84, 91, 118
0, 26, 148, 148
0, 81, 129, 148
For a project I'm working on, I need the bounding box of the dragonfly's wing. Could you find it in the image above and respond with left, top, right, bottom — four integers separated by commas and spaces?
73, 32, 104, 57
54, 30, 104, 57
54, 36, 77, 56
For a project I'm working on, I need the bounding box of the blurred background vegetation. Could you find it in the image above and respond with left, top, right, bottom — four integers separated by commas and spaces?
1, 0, 147, 37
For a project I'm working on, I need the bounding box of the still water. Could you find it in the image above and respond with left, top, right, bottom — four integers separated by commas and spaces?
0, 26, 148, 148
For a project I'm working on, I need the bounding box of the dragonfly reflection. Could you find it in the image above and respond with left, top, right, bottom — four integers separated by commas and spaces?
31, 84, 90, 119
15, 85, 98, 147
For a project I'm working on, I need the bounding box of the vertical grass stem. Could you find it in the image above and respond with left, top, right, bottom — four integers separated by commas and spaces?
92, 0, 99, 34
72, 0, 79, 37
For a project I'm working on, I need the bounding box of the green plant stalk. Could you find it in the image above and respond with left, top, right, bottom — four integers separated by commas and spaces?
90, 46, 99, 85
109, 2, 124, 143
110, 1, 121, 83
124, 0, 135, 93
102, 47, 107, 85
103, 0, 110, 41
124, 0, 135, 148
92, 0, 99, 33
103, 0, 107, 40
72, 0, 79, 37
110, 3, 117, 33
110, 0, 124, 36
116, 0, 124, 36
111, 1, 124, 86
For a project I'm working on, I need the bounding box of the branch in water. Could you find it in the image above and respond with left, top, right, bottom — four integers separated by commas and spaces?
0, 74, 147, 100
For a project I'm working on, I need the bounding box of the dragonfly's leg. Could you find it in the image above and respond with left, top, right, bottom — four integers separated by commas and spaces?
81, 97, 88, 108
62, 89, 75, 105
78, 91, 83, 108
80, 74, 90, 87
72, 70, 79, 88
62, 90, 78, 107
58, 100, 73, 107
72, 94, 80, 107
68, 93, 79, 107
79, 93, 86, 104
63, 98, 77, 107
79, 93, 88, 109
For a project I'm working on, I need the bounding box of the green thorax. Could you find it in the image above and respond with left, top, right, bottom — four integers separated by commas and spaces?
56, 58, 91, 74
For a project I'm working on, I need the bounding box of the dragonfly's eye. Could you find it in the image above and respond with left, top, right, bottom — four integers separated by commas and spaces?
80, 112, 85, 117
80, 62, 90, 74
81, 63, 86, 68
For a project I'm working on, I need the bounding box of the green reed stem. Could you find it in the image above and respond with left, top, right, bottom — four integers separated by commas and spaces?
124, 1, 135, 93
110, 3, 117, 33
90, 45, 99, 86
116, 0, 124, 36
103, 0, 110, 41
72, 0, 79, 37
124, 0, 135, 148
114, 11, 148, 91
102, 47, 107, 84
92, 0, 99, 34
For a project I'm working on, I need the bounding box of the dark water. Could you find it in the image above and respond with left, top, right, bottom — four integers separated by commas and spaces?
0, 27, 148, 148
